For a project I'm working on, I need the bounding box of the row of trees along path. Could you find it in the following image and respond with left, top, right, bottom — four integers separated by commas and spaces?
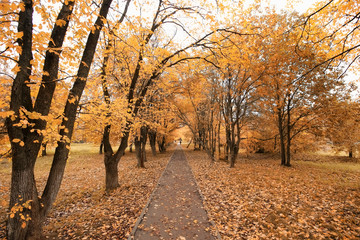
129, 146, 218, 240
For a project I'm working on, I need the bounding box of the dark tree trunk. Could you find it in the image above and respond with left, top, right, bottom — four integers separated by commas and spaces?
229, 148, 238, 168
141, 126, 148, 162
135, 126, 147, 168
229, 130, 240, 168
158, 135, 166, 153
100, 140, 103, 154
103, 126, 129, 190
40, 0, 114, 216
217, 121, 221, 160
277, 109, 286, 166
225, 126, 230, 162
186, 138, 192, 148
274, 136, 277, 151
349, 148, 353, 158
285, 102, 291, 167
148, 130, 157, 156
41, 143, 47, 156
6, 0, 35, 237
129, 143, 133, 153
6, 0, 76, 239
135, 137, 144, 168
105, 155, 120, 189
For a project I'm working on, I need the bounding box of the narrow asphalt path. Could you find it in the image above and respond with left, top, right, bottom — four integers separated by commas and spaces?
129, 146, 218, 240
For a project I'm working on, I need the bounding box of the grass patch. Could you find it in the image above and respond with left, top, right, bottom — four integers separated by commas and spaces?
297, 160, 360, 173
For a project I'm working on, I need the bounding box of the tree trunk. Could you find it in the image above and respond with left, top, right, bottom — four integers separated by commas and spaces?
99, 140, 103, 154
135, 137, 145, 168
277, 109, 286, 165
229, 150, 237, 168
6, 0, 77, 238
225, 126, 230, 162
217, 121, 221, 160
41, 143, 47, 156
148, 130, 157, 156
141, 126, 148, 162
187, 138, 192, 148
285, 103, 291, 167
158, 135, 166, 153
41, 0, 114, 213
104, 155, 120, 190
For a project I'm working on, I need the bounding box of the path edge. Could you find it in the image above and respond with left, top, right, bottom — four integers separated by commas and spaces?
183, 148, 222, 240
127, 148, 177, 240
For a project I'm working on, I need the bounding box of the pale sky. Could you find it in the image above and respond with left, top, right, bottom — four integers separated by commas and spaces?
245, 0, 319, 13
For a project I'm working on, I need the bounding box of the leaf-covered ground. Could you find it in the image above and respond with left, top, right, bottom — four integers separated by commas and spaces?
186, 150, 360, 240
0, 144, 171, 239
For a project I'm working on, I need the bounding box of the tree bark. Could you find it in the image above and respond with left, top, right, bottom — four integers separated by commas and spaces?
99, 140, 104, 154
141, 126, 148, 162
41, 143, 47, 156
158, 135, 166, 153
217, 128, 221, 158
135, 137, 144, 168
148, 130, 157, 156
186, 138, 192, 148
349, 147, 353, 158
277, 108, 286, 165
6, 0, 76, 239
105, 156, 120, 189
135, 126, 147, 168
229, 148, 237, 168
285, 100, 291, 167
225, 126, 230, 162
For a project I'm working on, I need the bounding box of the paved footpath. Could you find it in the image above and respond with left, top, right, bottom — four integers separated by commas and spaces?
129, 147, 218, 240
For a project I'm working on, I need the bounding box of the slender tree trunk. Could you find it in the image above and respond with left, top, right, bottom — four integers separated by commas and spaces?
148, 130, 157, 156
135, 136, 144, 168
349, 146, 353, 158
277, 109, 286, 165
285, 103, 291, 167
41, 143, 47, 156
99, 140, 104, 154
217, 121, 221, 160
187, 138, 192, 148
141, 126, 148, 162
229, 132, 239, 168
135, 126, 147, 168
274, 136, 277, 151
225, 126, 230, 162
158, 135, 166, 153
41, 0, 114, 212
